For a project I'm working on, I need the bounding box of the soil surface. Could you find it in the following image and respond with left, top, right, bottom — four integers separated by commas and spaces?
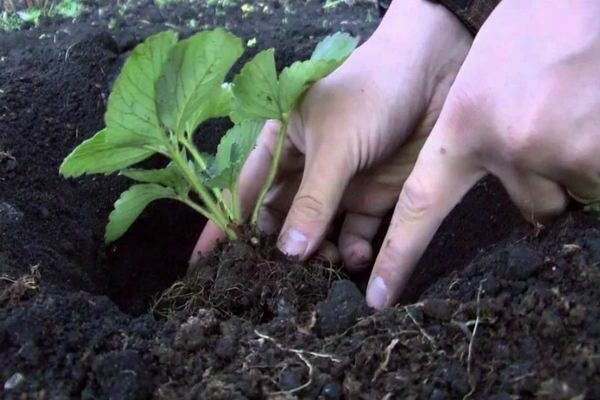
1, 1, 599, 399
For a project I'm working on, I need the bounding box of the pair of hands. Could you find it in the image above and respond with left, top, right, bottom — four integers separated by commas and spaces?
194, 0, 600, 309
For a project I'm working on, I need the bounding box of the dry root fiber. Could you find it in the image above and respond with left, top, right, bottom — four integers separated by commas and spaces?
153, 232, 343, 322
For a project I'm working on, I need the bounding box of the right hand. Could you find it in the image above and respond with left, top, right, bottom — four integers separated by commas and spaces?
365, 0, 600, 309
191, 0, 473, 270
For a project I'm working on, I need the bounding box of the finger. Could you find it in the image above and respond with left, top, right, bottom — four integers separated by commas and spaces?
315, 240, 341, 264
278, 145, 354, 260
190, 221, 224, 265
338, 212, 383, 272
367, 131, 485, 310
256, 174, 302, 235
567, 186, 600, 204
238, 120, 303, 216
190, 120, 301, 263
560, 169, 600, 204
497, 170, 568, 223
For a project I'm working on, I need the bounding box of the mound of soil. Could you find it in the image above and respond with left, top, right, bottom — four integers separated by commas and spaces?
153, 231, 344, 322
1, 0, 600, 399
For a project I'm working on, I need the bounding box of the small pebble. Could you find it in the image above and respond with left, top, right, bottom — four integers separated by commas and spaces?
278, 369, 302, 391
0, 202, 24, 226
4, 373, 24, 390
320, 382, 342, 400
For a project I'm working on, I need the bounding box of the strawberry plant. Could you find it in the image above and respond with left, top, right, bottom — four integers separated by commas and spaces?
60, 28, 357, 243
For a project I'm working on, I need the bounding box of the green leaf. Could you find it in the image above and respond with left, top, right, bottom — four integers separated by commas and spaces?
105, 184, 176, 243
278, 33, 358, 113
60, 129, 155, 177
156, 28, 243, 137
203, 120, 263, 188
231, 49, 280, 123
278, 59, 337, 113
205, 83, 235, 119
105, 30, 178, 146
121, 163, 188, 194
310, 32, 359, 62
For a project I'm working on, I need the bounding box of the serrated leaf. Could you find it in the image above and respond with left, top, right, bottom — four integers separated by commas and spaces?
310, 32, 359, 62
156, 28, 243, 137
231, 49, 280, 123
60, 129, 155, 177
278, 33, 357, 112
203, 120, 263, 189
205, 83, 234, 120
105, 184, 176, 243
278, 59, 339, 112
105, 30, 178, 146
121, 163, 188, 194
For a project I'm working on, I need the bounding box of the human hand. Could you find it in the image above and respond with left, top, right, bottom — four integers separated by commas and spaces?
192, 0, 472, 268
369, 0, 600, 309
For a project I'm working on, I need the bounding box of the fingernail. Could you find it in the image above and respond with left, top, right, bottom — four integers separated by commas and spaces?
278, 228, 308, 258
367, 276, 389, 310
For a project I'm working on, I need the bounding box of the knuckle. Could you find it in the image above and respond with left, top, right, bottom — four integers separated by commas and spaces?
503, 123, 538, 166
395, 176, 434, 224
291, 194, 330, 222
441, 87, 483, 138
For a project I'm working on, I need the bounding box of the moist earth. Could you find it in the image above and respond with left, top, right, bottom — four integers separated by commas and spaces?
1, 1, 599, 399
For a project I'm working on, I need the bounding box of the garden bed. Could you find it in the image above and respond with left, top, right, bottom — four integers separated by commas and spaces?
1, 1, 599, 399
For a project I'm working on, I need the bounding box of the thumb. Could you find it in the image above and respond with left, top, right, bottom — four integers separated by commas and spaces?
366, 124, 485, 310
278, 145, 354, 260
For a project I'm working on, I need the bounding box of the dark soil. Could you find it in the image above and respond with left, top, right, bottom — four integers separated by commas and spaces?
153, 231, 344, 323
1, 0, 599, 399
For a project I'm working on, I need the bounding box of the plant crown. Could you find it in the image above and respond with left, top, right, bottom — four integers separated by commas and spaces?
60, 28, 357, 243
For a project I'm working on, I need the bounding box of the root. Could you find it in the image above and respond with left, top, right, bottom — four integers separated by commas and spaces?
152, 237, 342, 322
0, 150, 15, 161
254, 330, 341, 395
0, 265, 40, 306
150, 281, 210, 319
404, 306, 436, 348
2, 0, 55, 13
464, 280, 485, 400
371, 338, 399, 383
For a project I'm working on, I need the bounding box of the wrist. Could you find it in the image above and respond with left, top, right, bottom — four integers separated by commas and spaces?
365, 0, 472, 104
372, 0, 470, 45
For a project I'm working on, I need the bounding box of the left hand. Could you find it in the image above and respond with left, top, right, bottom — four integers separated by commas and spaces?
191, 0, 473, 268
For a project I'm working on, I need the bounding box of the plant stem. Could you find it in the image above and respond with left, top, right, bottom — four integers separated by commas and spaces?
251, 116, 288, 224
178, 197, 212, 220
231, 182, 241, 223
181, 138, 234, 220
170, 147, 236, 239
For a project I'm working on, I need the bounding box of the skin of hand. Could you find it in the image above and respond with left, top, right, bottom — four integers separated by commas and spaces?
368, 0, 600, 309
191, 1, 472, 271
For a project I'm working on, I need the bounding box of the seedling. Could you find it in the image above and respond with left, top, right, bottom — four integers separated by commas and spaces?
2, 0, 82, 28
0, 11, 22, 31
60, 28, 357, 243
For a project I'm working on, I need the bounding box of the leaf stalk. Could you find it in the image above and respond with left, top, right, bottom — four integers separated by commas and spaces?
170, 147, 237, 239
251, 116, 289, 224
181, 137, 234, 220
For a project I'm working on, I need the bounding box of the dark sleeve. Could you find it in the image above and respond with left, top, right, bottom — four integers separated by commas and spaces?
434, 0, 501, 33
